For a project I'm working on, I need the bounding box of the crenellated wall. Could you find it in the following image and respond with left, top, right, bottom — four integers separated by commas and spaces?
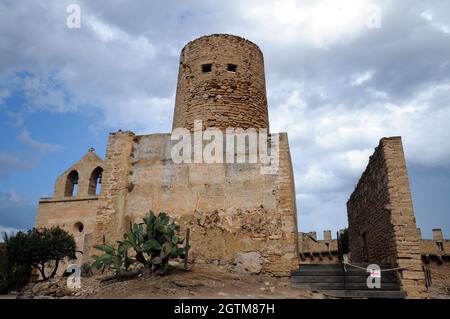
420, 228, 450, 285
298, 230, 339, 264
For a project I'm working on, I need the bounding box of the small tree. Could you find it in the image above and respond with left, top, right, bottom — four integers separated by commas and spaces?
7, 227, 77, 280
0, 233, 31, 294
92, 211, 186, 276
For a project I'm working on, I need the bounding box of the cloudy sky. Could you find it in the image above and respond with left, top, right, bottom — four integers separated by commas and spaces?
1, 0, 449, 240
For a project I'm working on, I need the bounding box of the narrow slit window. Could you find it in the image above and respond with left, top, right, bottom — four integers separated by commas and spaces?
202, 64, 212, 73
227, 64, 237, 72
437, 242, 444, 251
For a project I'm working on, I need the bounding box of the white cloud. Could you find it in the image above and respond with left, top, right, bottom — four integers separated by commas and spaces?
0, 190, 36, 231
17, 129, 62, 153
0, 225, 21, 241
102, 95, 174, 133
421, 10, 450, 34
350, 70, 374, 86
298, 164, 343, 194
240, 0, 379, 48
1, 0, 450, 234
0, 153, 34, 179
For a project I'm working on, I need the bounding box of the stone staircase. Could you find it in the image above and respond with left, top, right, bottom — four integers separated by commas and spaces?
291, 263, 406, 299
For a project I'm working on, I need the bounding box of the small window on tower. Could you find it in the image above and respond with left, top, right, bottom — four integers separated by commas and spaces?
227, 64, 237, 72
202, 64, 212, 73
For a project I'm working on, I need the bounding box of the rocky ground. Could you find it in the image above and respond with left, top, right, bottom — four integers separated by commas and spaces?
426, 283, 450, 299
10, 264, 450, 299
15, 264, 326, 299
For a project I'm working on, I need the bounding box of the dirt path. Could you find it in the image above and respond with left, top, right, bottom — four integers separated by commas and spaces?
81, 265, 326, 299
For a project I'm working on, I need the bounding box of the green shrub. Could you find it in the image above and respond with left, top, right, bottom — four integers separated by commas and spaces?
0, 233, 31, 294
6, 227, 77, 280
92, 211, 186, 275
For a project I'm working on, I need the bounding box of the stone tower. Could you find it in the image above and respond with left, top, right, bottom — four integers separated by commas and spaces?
172, 34, 270, 131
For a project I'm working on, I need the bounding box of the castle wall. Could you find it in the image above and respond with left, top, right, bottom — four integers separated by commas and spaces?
91, 131, 135, 252
347, 137, 426, 297
36, 198, 99, 267
420, 229, 450, 286
172, 34, 269, 131
36, 34, 299, 277
425, 257, 450, 284
421, 239, 450, 255
91, 131, 299, 276
298, 231, 339, 264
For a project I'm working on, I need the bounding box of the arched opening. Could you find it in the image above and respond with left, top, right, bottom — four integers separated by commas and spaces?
65, 170, 79, 197
74, 222, 84, 233
88, 166, 103, 195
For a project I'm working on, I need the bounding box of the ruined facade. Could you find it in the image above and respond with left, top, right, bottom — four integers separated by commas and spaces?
299, 228, 450, 289
347, 137, 426, 297
35, 34, 299, 276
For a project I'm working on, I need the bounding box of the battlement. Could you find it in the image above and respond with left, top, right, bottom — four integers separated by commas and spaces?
299, 227, 450, 276
298, 230, 340, 264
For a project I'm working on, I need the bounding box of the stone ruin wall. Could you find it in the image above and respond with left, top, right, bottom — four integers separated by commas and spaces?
91, 131, 299, 276
347, 137, 426, 297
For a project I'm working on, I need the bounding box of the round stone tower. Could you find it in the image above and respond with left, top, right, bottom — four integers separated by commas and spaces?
172, 34, 269, 131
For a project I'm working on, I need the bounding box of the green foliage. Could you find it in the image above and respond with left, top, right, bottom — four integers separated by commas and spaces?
91, 243, 136, 273
6, 227, 77, 280
0, 233, 31, 294
92, 211, 186, 275
339, 228, 350, 255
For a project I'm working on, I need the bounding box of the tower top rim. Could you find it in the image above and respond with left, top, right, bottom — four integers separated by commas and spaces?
181, 34, 262, 53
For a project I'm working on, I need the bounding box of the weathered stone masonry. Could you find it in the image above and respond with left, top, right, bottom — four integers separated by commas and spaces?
172, 34, 269, 132
36, 34, 300, 276
347, 137, 426, 297
88, 130, 299, 275
35, 149, 103, 264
